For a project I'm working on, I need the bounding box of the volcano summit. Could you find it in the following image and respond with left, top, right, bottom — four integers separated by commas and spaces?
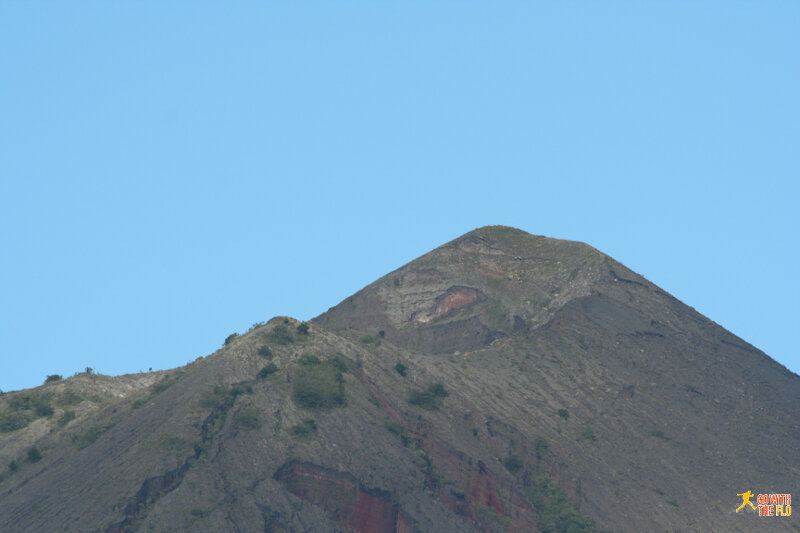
1, 226, 797, 532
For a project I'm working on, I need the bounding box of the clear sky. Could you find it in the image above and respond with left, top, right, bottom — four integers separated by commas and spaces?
1, 3, 798, 392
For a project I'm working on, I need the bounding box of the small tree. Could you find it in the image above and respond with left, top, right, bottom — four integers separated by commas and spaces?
258, 363, 279, 379
268, 325, 294, 345
27, 447, 42, 463
258, 346, 273, 359
45, 374, 63, 383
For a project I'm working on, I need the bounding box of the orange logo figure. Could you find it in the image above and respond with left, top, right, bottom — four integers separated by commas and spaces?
736, 490, 757, 513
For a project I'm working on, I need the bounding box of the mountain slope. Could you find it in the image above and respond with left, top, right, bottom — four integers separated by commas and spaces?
1, 226, 797, 532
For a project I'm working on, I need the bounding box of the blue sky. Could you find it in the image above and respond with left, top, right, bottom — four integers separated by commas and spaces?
1, 3, 798, 392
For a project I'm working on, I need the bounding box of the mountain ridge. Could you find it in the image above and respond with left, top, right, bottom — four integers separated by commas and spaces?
1, 226, 797, 532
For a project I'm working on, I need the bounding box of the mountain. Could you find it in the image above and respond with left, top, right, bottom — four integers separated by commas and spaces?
1, 226, 797, 532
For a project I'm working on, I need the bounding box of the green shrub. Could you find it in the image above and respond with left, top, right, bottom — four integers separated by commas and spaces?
131, 398, 146, 410
45, 374, 63, 383
292, 359, 345, 410
649, 429, 670, 441
296, 323, 309, 335
524, 464, 595, 533
418, 451, 444, 489
557, 408, 570, 420
72, 423, 115, 449
8, 460, 19, 472
235, 410, 261, 430
395, 363, 407, 377
327, 355, 348, 373
257, 345, 273, 359
502, 454, 523, 475
0, 410, 34, 433
0, 391, 55, 432
385, 419, 411, 447
408, 383, 448, 411
290, 419, 317, 440
378, 330, 386, 338
298, 354, 321, 366
57, 390, 83, 406
224, 332, 239, 346
152, 373, 182, 394
200, 385, 249, 411
579, 427, 597, 442
428, 383, 448, 398
57, 411, 76, 427
258, 363, 279, 379
27, 447, 42, 462
268, 325, 294, 345
534, 436, 549, 460
9, 391, 55, 415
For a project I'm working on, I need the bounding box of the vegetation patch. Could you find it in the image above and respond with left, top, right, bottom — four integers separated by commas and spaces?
152, 373, 183, 394
56, 390, 84, 406
502, 453, 523, 475
476, 503, 511, 527
578, 426, 597, 442
394, 362, 407, 377
0, 447, 44, 483
27, 447, 42, 462
200, 384, 250, 411
648, 429, 670, 441
268, 325, 294, 345
0, 390, 56, 433
289, 419, 317, 440
296, 323, 310, 336
557, 408, 570, 420
292, 358, 346, 410
235, 409, 261, 430
534, 436, 549, 459
45, 374, 63, 383
524, 463, 595, 533
408, 383, 449, 411
384, 419, 412, 447
0, 410, 34, 433
132, 373, 183, 409
223, 332, 239, 346
72, 422, 116, 449
418, 450, 445, 489
57, 410, 76, 428
257, 345, 274, 359
258, 363, 279, 379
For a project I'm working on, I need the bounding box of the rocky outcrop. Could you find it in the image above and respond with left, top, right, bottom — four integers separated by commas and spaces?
273, 460, 415, 533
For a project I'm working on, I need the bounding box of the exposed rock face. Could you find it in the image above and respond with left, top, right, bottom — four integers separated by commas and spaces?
274, 460, 414, 533
1, 226, 798, 533
412, 286, 485, 324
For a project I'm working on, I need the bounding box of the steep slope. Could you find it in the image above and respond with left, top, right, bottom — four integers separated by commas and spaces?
0, 226, 797, 532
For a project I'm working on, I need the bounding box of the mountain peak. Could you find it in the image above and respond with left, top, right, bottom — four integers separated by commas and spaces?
315, 226, 642, 353
4, 227, 796, 533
